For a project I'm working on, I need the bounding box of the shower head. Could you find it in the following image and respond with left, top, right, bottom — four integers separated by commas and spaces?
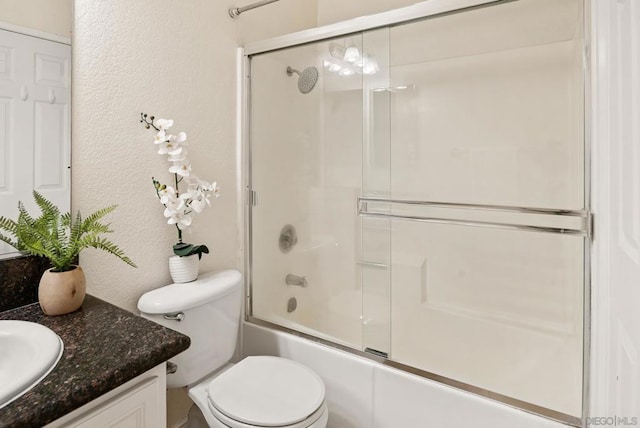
286, 66, 318, 94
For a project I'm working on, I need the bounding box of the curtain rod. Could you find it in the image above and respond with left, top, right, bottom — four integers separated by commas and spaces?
229, 0, 280, 18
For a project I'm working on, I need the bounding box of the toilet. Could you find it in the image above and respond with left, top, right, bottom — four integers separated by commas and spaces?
137, 270, 329, 428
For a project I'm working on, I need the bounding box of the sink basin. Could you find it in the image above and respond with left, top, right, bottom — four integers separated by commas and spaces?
0, 320, 63, 409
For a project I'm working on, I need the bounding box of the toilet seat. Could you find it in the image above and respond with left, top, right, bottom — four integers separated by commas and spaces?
207, 400, 328, 428
206, 356, 326, 428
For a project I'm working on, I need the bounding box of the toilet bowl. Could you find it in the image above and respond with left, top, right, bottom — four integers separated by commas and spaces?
189, 357, 328, 428
137, 270, 328, 428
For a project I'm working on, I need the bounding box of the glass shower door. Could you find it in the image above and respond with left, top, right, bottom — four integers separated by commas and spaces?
249, 0, 587, 421
359, 0, 586, 418
250, 34, 366, 350
360, 27, 392, 358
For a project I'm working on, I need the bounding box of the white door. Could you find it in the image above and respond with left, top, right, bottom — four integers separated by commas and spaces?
591, 0, 640, 422
0, 29, 70, 253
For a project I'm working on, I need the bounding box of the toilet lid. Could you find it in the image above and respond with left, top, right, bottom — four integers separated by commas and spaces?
207, 356, 325, 427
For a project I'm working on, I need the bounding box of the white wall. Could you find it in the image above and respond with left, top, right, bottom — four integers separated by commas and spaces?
0, 0, 72, 39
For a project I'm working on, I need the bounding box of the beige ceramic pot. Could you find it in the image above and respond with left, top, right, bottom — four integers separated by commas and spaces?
38, 266, 86, 316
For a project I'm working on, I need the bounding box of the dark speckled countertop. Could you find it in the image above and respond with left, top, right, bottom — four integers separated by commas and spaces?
0, 295, 190, 428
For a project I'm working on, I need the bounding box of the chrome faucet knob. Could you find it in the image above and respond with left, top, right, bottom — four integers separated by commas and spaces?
285, 274, 308, 287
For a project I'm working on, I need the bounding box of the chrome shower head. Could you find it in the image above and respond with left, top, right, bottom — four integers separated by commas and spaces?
286, 66, 318, 94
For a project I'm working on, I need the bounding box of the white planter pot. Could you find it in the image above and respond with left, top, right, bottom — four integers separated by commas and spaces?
169, 254, 199, 283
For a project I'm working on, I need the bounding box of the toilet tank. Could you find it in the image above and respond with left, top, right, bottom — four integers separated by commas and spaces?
137, 270, 243, 388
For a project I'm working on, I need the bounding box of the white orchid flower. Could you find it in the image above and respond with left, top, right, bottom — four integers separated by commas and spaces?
166, 207, 193, 230
166, 208, 192, 230
180, 184, 208, 213
158, 185, 176, 205
163, 196, 193, 229
174, 132, 187, 143
146, 115, 221, 242
190, 197, 207, 213
184, 174, 202, 186
211, 181, 220, 198
156, 119, 174, 130
163, 197, 184, 218
154, 129, 167, 145
179, 185, 199, 201
189, 177, 219, 199
157, 140, 184, 156
157, 132, 187, 156
177, 213, 192, 230
194, 179, 209, 190
169, 160, 192, 177
167, 149, 188, 162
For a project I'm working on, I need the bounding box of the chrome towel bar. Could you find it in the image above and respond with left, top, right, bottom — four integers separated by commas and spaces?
359, 197, 588, 217
358, 197, 591, 237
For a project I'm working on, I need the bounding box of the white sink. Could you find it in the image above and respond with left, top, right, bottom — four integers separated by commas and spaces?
0, 320, 64, 409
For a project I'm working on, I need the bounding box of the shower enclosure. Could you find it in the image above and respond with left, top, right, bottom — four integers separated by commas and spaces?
245, 0, 588, 424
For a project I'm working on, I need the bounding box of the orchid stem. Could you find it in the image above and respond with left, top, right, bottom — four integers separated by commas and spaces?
140, 113, 160, 131
174, 173, 182, 243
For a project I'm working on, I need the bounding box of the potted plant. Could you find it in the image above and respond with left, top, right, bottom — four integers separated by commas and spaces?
0, 191, 136, 316
141, 113, 219, 283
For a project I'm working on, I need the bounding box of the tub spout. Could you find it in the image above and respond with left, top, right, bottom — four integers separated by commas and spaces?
286, 274, 308, 287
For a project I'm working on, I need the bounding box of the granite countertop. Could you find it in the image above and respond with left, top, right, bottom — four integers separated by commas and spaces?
0, 295, 191, 428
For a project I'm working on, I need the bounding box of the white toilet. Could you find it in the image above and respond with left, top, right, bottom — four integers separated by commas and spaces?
137, 270, 329, 428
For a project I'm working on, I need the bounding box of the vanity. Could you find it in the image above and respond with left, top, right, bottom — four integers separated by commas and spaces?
0, 256, 190, 428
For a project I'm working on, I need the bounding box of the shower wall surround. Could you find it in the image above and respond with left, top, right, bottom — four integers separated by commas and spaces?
247, 0, 587, 423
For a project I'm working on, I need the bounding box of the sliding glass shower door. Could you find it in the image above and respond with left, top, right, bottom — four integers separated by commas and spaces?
250, 34, 366, 349
375, 0, 585, 417
249, 0, 586, 421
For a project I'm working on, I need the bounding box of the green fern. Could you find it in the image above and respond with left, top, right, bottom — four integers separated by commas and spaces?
0, 191, 137, 272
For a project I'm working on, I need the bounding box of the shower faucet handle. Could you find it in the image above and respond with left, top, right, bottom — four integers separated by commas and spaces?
286, 274, 308, 287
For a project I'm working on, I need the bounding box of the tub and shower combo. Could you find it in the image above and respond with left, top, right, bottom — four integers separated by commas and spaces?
241, 0, 589, 426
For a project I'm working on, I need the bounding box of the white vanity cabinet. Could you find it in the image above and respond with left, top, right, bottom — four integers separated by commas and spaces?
44, 364, 166, 428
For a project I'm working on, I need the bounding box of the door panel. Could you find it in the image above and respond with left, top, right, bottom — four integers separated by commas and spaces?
594, 0, 640, 420
0, 29, 70, 254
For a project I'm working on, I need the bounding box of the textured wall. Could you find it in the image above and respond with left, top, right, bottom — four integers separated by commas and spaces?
317, 0, 419, 25
0, 0, 72, 38
72, 0, 316, 314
